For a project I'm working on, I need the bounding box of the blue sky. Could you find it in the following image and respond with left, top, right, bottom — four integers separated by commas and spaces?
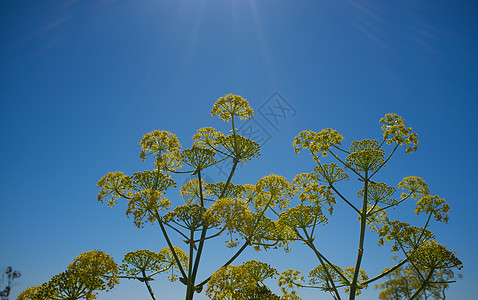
1, 0, 477, 299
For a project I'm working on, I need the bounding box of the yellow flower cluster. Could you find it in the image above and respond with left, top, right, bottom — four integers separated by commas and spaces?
238, 184, 259, 204
245, 216, 287, 251
97, 171, 133, 207
121, 249, 166, 275
206, 181, 244, 200
313, 163, 349, 184
206, 260, 278, 300
17, 286, 42, 300
357, 182, 396, 206
220, 133, 261, 162
363, 204, 389, 231
292, 173, 336, 213
164, 204, 207, 230
68, 250, 119, 290
346, 139, 385, 172
18, 251, 119, 300
180, 146, 216, 172
159, 246, 189, 281
278, 204, 327, 229
204, 194, 291, 250
192, 127, 224, 150
293, 128, 344, 158
415, 195, 450, 223
210, 94, 254, 122
255, 174, 294, 210
180, 178, 210, 204
136, 170, 176, 191
380, 113, 419, 153
98, 170, 175, 228
377, 220, 435, 251
278, 269, 304, 300
126, 189, 172, 228
206, 264, 255, 299
205, 197, 251, 233
308, 264, 343, 287
303, 264, 368, 295
193, 127, 261, 163
398, 176, 430, 200
139, 130, 182, 170
411, 241, 462, 270
121, 247, 188, 282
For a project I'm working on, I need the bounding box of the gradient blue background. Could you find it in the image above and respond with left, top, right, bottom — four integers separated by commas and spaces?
1, 0, 477, 299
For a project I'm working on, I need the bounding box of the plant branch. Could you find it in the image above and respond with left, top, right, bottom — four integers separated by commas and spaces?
369, 144, 399, 180
410, 268, 435, 300
349, 171, 368, 299
362, 258, 408, 285
330, 185, 360, 214
153, 211, 188, 280
142, 270, 157, 300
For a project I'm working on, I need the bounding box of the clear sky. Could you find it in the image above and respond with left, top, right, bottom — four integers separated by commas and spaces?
1, 0, 477, 299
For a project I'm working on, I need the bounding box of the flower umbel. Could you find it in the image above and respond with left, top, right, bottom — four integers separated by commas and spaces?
211, 94, 254, 122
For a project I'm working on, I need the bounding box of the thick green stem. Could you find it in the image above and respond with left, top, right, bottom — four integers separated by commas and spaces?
410, 268, 434, 300
349, 171, 368, 299
185, 227, 195, 300
142, 270, 157, 300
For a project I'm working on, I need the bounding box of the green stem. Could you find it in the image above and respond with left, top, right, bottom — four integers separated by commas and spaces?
231, 116, 239, 155
362, 258, 408, 285
196, 240, 250, 289
329, 150, 365, 181
195, 191, 277, 290
329, 185, 360, 214
302, 229, 342, 300
369, 191, 414, 215
142, 270, 157, 300
185, 226, 195, 300
187, 161, 239, 299
410, 268, 434, 300
154, 211, 188, 280
293, 229, 349, 285
369, 144, 399, 180
331, 144, 351, 154
349, 170, 368, 299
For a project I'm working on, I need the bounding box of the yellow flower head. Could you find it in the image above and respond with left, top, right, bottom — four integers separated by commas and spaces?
67, 250, 119, 291
211, 94, 254, 122
206, 261, 278, 300
411, 241, 462, 270
292, 129, 343, 159
192, 127, 224, 150
379, 113, 419, 153
139, 130, 182, 171
255, 174, 293, 210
